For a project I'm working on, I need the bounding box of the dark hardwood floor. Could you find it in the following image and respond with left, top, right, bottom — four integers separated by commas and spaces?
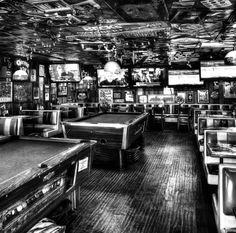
54, 129, 217, 233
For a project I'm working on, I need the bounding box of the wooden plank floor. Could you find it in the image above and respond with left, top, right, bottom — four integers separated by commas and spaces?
56, 130, 217, 233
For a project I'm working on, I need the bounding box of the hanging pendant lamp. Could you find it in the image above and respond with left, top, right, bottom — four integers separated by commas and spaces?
225, 50, 236, 65
104, 60, 121, 74
13, 69, 28, 80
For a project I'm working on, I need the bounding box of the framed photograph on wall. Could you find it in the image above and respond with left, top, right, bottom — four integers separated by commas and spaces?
197, 90, 209, 104
113, 91, 124, 103
57, 83, 68, 96
224, 81, 236, 99
125, 90, 134, 103
186, 91, 194, 103
45, 85, 50, 101
30, 69, 37, 82
33, 86, 39, 100
113, 91, 122, 99
0, 82, 12, 102
98, 88, 113, 104
39, 64, 45, 77
139, 95, 148, 103
14, 82, 32, 102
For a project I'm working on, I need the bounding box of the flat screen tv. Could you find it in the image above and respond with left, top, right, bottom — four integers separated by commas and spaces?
49, 63, 81, 82
132, 67, 164, 87
168, 69, 203, 86
97, 69, 129, 87
200, 60, 236, 79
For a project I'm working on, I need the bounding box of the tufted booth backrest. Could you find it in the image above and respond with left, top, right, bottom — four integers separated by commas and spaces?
52, 105, 85, 121
212, 164, 236, 232
222, 167, 236, 215
198, 117, 236, 136
193, 109, 233, 135
21, 110, 61, 137
0, 117, 23, 136
34, 111, 58, 125
205, 130, 236, 146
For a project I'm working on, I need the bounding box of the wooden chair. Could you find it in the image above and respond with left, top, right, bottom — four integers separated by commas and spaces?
152, 105, 165, 131
86, 104, 100, 115
177, 106, 191, 131
0, 116, 24, 142
21, 110, 62, 137
133, 104, 145, 113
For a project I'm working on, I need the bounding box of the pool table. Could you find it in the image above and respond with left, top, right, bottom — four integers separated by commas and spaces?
62, 112, 148, 169
0, 136, 96, 233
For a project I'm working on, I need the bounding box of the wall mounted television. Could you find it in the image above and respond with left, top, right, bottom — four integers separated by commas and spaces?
97, 69, 129, 87
49, 63, 81, 82
131, 67, 165, 87
200, 60, 236, 79
168, 69, 203, 86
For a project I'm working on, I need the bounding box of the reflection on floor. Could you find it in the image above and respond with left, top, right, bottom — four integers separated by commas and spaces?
52, 130, 217, 233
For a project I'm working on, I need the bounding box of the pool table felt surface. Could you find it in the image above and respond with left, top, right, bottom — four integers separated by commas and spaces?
77, 113, 141, 124
0, 139, 76, 183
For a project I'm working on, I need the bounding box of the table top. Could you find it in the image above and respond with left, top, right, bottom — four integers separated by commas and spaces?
72, 112, 148, 124
207, 142, 236, 158
0, 136, 96, 196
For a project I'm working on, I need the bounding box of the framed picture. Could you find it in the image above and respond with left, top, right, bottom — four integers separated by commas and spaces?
45, 85, 50, 101
113, 91, 122, 99
57, 83, 68, 96
186, 91, 194, 103
197, 90, 209, 104
98, 88, 113, 104
33, 87, 39, 100
224, 81, 236, 99
30, 69, 37, 82
0, 82, 12, 102
14, 82, 32, 102
176, 92, 186, 103
39, 64, 45, 77
139, 95, 148, 103
125, 91, 134, 103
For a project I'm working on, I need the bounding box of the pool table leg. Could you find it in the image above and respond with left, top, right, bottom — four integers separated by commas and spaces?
70, 161, 81, 210
70, 186, 80, 210
119, 150, 124, 170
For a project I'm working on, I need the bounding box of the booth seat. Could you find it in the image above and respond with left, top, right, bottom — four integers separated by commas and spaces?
203, 129, 236, 185
193, 109, 233, 135
0, 116, 24, 142
21, 110, 61, 137
197, 116, 236, 152
213, 163, 236, 232
52, 104, 85, 121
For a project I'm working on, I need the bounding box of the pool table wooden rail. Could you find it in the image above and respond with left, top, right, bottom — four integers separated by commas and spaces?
0, 136, 96, 233
62, 112, 148, 150
61, 112, 148, 169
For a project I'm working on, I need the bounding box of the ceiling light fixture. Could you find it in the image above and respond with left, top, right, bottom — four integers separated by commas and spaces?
225, 49, 236, 64
13, 69, 28, 79
104, 61, 121, 74
103, 42, 121, 74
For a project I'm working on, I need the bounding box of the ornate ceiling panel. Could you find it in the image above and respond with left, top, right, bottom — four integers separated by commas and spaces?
0, 0, 235, 66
